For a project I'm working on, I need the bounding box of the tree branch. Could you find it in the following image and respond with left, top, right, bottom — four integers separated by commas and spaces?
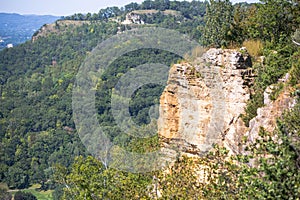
292, 40, 300, 46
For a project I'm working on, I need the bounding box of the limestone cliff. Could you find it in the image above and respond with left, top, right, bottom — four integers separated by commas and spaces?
158, 48, 294, 156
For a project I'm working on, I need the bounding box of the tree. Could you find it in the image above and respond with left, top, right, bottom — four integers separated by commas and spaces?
6, 165, 30, 189
201, 0, 234, 47
141, 0, 154, 9
247, 0, 297, 44
152, 156, 203, 199
85, 13, 92, 20
56, 156, 151, 200
125, 2, 139, 12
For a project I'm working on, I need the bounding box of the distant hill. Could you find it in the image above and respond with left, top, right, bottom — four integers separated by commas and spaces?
0, 13, 59, 50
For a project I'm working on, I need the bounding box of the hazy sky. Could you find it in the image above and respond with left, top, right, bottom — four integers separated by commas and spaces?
1, 0, 259, 16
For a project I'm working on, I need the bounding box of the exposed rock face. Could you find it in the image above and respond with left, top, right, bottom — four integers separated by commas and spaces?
247, 85, 296, 142
158, 48, 295, 157
158, 48, 254, 155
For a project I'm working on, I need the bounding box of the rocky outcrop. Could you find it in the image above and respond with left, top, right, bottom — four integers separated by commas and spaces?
158, 48, 295, 157
247, 84, 296, 143
158, 48, 254, 155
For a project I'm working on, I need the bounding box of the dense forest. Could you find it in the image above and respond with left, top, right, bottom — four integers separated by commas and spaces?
0, 0, 300, 199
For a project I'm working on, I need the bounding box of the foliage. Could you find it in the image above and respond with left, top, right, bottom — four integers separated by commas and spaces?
0, 19, 117, 189
55, 156, 151, 200
241, 66, 265, 126
64, 0, 207, 21
52, 185, 64, 200
247, 0, 298, 44
0, 188, 12, 200
14, 191, 37, 200
201, 146, 242, 199
152, 156, 203, 199
201, 0, 234, 47
18, 184, 54, 200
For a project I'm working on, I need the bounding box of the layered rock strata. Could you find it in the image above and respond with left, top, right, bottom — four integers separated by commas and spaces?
158, 48, 254, 155
158, 48, 295, 156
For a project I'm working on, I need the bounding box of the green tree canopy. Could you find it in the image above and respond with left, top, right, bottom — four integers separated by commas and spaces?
201, 0, 234, 47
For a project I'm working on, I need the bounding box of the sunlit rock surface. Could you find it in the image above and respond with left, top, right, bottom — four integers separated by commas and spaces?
157, 48, 293, 156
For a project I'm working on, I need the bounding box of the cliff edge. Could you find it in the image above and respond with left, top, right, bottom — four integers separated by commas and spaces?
158, 48, 294, 156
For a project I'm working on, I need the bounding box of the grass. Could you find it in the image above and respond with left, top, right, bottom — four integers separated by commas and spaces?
10, 184, 54, 200
242, 40, 263, 58
0, 182, 9, 190
184, 46, 207, 62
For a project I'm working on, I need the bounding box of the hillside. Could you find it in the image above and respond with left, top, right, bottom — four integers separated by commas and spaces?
0, 0, 206, 197
0, 0, 300, 199
0, 13, 59, 50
